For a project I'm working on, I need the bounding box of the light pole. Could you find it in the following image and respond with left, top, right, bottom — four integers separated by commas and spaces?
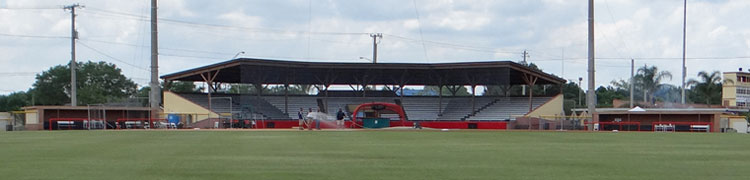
232, 51, 245, 59
578, 77, 583, 107
359, 57, 373, 63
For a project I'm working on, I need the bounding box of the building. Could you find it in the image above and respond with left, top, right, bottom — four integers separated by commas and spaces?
0, 112, 10, 131
20, 106, 152, 130
723, 71, 750, 107
575, 107, 748, 132
159, 58, 567, 129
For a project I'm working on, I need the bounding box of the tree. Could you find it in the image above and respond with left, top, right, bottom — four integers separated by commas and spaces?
484, 85, 512, 96
227, 84, 270, 94
0, 91, 30, 111
167, 81, 200, 93
595, 86, 626, 107
610, 79, 644, 104
687, 71, 728, 105
31, 61, 138, 105
416, 86, 471, 96
561, 82, 584, 114
635, 65, 672, 103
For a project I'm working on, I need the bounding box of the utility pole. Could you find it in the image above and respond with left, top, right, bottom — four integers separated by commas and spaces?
630, 59, 634, 108
561, 48, 564, 78
370, 33, 382, 63
522, 50, 529, 64
587, 0, 596, 130
521, 50, 530, 96
150, 0, 160, 126
681, 0, 687, 104
64, 4, 81, 107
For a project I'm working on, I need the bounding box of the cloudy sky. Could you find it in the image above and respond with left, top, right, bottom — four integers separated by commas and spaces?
1, 0, 749, 95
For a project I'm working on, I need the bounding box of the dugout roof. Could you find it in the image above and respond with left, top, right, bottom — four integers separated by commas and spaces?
160, 58, 566, 86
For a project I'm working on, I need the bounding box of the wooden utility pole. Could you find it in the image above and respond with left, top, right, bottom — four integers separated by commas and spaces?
64, 4, 81, 106
370, 33, 382, 63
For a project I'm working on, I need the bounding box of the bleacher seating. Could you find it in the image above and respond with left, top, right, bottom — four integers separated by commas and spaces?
400, 97, 446, 120
177, 93, 288, 120
436, 98, 496, 121
466, 97, 552, 121
324, 97, 395, 112
176, 93, 556, 121
263, 96, 319, 119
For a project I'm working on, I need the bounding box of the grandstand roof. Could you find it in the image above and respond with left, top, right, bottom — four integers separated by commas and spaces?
161, 58, 566, 86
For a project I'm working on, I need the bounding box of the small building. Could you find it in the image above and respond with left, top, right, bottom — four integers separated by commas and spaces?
575, 107, 748, 132
20, 106, 152, 130
0, 112, 10, 131
723, 71, 750, 107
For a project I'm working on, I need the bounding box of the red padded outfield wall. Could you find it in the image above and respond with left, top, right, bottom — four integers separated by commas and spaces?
256, 120, 507, 130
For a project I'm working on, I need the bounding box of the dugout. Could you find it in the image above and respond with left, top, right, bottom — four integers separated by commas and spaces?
19, 106, 153, 130
575, 108, 749, 132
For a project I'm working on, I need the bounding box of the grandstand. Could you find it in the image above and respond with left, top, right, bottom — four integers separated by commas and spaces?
160, 58, 566, 129
171, 93, 556, 122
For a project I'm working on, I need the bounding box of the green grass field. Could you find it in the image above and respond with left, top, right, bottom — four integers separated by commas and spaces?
1, 130, 749, 180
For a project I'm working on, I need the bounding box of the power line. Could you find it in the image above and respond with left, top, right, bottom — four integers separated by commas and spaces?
79, 38, 237, 56
83, 8, 368, 36
0, 7, 61, 10
603, 0, 634, 58
411, 0, 429, 62
160, 52, 363, 62
82, 7, 528, 57
0, 33, 67, 39
385, 34, 519, 55
0, 72, 38, 76
77, 41, 150, 72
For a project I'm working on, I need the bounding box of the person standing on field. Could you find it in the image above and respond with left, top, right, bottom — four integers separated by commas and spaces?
315, 108, 321, 130
336, 108, 345, 129
297, 108, 304, 130
307, 108, 314, 130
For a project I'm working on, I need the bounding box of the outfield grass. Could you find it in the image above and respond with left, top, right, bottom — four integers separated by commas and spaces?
1, 130, 749, 180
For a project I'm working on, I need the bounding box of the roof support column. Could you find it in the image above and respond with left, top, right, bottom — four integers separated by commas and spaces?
522, 73, 538, 113
438, 84, 443, 116
284, 83, 289, 115
471, 84, 477, 117
314, 70, 337, 113
200, 70, 220, 119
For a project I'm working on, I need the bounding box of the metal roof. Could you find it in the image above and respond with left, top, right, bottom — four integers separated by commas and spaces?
160, 58, 566, 86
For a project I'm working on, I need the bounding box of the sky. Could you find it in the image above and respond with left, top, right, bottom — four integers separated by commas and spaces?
1, 0, 749, 95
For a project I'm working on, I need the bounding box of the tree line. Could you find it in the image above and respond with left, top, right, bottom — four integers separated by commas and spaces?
0, 61, 732, 113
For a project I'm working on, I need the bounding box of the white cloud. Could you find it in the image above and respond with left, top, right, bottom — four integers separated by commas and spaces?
435, 11, 490, 31
1, 0, 749, 94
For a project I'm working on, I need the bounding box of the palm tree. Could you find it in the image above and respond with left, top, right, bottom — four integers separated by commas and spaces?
610, 79, 629, 91
687, 71, 731, 104
635, 65, 672, 102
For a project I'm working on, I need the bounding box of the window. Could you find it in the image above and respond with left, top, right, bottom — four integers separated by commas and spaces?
739, 76, 750, 83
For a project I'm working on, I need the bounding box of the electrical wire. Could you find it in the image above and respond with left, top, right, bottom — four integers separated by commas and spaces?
412, 0, 429, 62
0, 33, 67, 39
77, 41, 150, 72
385, 34, 519, 55
0, 7, 61, 10
83, 8, 368, 36
79, 38, 238, 56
